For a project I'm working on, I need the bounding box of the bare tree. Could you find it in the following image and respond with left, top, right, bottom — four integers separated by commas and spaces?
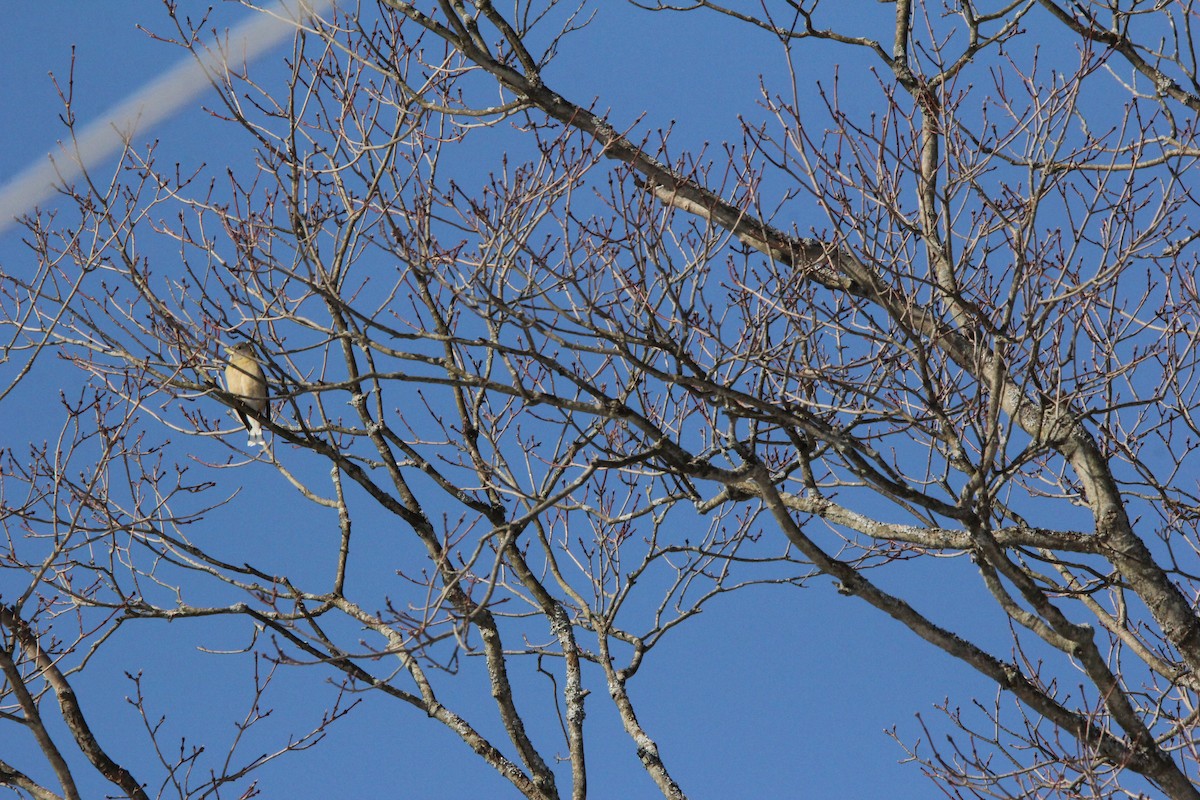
4, 0, 1200, 797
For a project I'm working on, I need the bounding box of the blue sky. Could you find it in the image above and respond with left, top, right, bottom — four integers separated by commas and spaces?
0, 3, 1057, 798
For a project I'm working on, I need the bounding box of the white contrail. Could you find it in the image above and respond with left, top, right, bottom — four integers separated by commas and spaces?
0, 0, 332, 235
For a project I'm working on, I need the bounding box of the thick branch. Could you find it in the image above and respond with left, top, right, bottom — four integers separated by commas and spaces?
0, 606, 149, 800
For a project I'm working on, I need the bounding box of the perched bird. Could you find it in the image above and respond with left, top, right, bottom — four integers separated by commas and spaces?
224, 341, 269, 447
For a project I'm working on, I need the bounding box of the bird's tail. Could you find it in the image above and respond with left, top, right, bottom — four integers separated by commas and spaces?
247, 420, 266, 447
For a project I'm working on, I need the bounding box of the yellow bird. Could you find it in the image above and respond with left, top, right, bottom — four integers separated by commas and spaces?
224, 341, 269, 447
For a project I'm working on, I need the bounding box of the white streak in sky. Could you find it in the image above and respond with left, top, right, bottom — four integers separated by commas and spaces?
0, 0, 332, 234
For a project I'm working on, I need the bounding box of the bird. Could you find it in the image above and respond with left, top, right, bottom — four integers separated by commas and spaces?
224, 341, 269, 447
